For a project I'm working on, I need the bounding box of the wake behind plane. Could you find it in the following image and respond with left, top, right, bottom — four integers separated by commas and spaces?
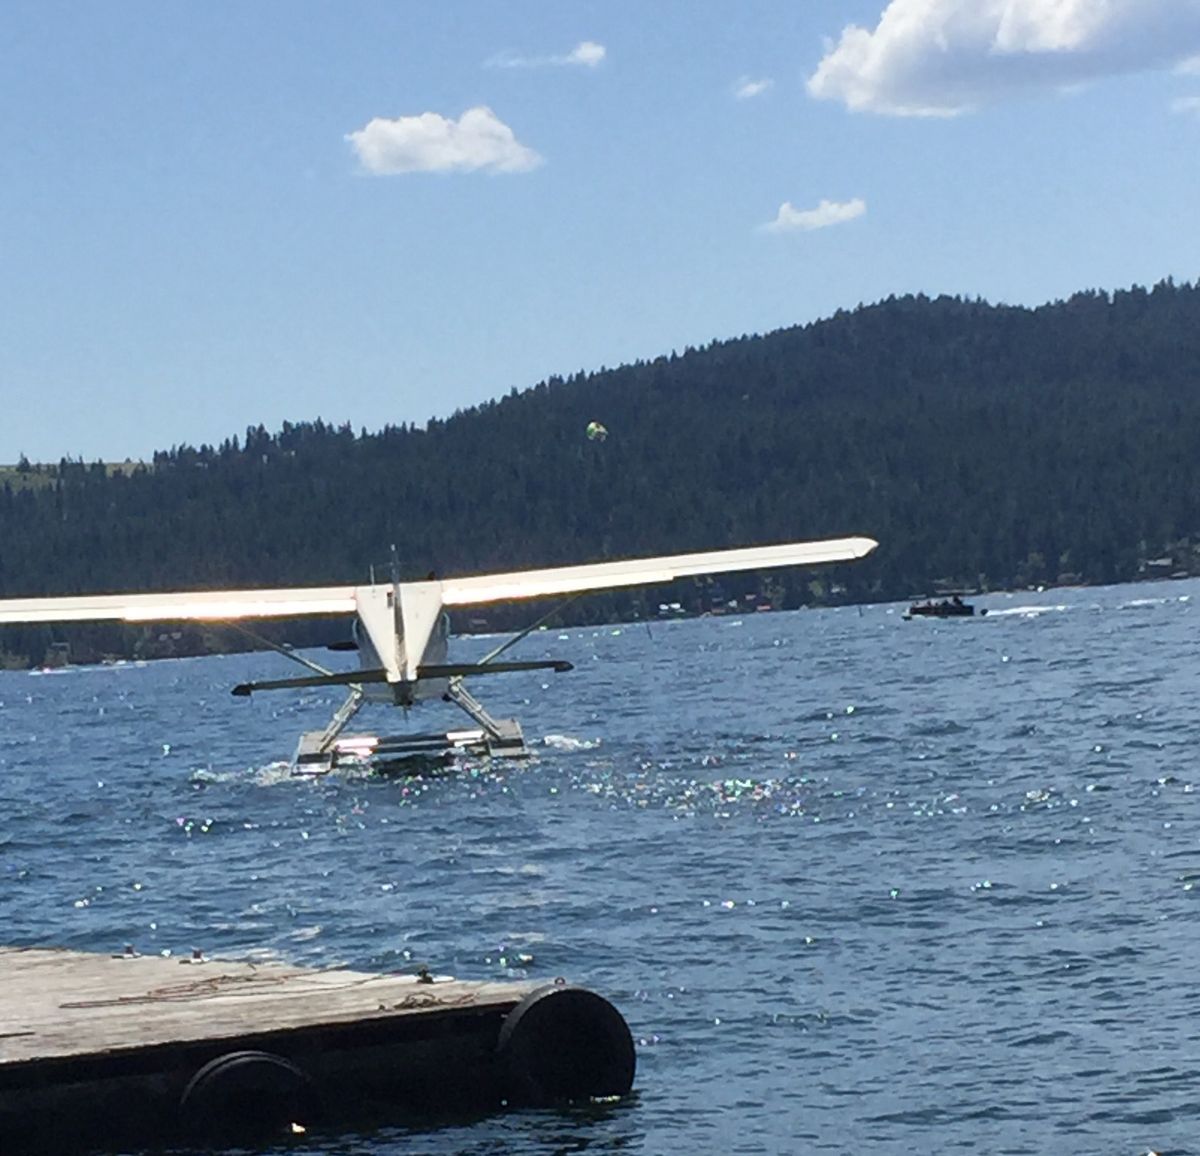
0, 536, 877, 771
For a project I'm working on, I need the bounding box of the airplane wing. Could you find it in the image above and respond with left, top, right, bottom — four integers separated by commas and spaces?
0, 587, 357, 625
0, 536, 876, 626
439, 536, 878, 607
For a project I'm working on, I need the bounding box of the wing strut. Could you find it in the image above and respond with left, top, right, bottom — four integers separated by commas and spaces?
476, 594, 586, 667
224, 621, 336, 679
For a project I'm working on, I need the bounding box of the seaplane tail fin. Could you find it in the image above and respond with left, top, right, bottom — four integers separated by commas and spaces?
350, 581, 446, 683
438, 536, 878, 608
0, 587, 358, 625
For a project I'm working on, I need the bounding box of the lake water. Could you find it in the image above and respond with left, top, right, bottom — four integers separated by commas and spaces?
2, 580, 1199, 1155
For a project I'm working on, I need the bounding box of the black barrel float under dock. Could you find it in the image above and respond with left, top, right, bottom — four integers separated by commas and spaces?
0, 945, 636, 1151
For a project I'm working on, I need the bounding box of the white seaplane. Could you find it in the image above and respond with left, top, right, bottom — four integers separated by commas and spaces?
0, 536, 876, 771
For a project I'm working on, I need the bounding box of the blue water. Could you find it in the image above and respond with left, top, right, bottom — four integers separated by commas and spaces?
3, 581, 1199, 1155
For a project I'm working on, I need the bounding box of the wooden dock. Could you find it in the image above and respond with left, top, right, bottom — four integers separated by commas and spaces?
0, 946, 635, 1151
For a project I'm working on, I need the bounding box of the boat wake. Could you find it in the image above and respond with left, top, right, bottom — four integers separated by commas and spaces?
189, 761, 298, 786
541, 734, 600, 752
983, 604, 1068, 618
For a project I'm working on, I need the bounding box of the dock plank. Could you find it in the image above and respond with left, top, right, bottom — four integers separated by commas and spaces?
0, 947, 535, 1066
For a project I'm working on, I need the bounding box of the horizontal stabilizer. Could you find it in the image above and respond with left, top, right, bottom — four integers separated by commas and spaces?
232, 669, 389, 697
416, 659, 574, 678
231, 658, 573, 696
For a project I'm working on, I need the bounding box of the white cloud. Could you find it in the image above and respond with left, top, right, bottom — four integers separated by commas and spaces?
734, 76, 774, 100
345, 107, 543, 175
808, 0, 1200, 116
764, 198, 867, 233
567, 41, 606, 67
1172, 94, 1200, 114
488, 40, 606, 69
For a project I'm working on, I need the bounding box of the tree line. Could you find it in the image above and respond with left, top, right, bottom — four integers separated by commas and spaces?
3, 278, 1199, 663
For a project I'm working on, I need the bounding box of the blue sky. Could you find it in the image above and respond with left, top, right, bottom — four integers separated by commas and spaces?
3, 0, 1199, 463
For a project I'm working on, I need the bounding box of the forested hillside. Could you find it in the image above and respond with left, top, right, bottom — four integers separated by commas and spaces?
3, 279, 1200, 662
